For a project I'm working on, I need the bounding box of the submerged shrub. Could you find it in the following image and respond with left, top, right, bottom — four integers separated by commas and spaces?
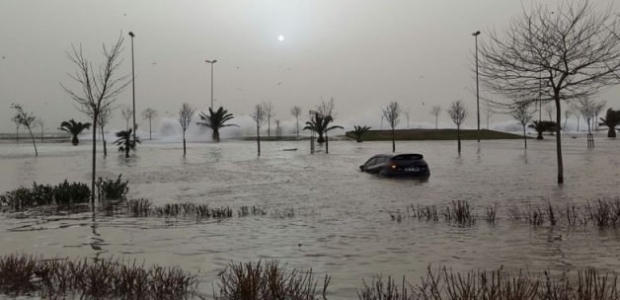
97, 174, 129, 201
0, 181, 90, 212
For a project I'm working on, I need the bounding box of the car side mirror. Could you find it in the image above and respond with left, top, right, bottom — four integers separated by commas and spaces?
359, 165, 365, 171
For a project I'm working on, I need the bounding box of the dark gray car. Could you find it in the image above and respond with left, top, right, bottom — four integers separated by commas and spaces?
359, 153, 430, 177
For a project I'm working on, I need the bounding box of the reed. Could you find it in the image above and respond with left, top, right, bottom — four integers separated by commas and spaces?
215, 260, 330, 300
359, 266, 620, 300
0, 254, 197, 299
442, 200, 476, 226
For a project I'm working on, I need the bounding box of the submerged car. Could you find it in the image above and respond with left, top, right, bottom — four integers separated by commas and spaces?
359, 153, 430, 177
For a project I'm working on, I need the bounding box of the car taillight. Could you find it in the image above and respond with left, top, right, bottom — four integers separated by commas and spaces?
391, 164, 397, 169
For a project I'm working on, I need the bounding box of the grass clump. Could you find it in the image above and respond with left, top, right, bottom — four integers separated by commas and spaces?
0, 253, 197, 299
215, 260, 330, 300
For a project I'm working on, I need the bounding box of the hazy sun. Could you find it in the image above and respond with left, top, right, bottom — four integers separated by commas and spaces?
278, 35, 284, 42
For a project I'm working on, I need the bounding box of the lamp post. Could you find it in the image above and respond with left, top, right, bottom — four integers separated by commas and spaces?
128, 31, 136, 142
472, 30, 481, 143
205, 59, 217, 110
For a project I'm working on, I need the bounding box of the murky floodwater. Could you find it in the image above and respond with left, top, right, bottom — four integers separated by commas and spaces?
1, 136, 620, 298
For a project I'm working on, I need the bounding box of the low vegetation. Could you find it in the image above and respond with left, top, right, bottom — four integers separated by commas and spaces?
215, 260, 330, 300
0, 177, 130, 213
0, 254, 197, 299
0, 180, 90, 212
399, 198, 620, 229
358, 266, 620, 300
2, 254, 619, 300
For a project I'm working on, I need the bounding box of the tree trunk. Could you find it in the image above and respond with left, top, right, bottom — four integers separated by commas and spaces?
391, 128, 396, 152
554, 96, 564, 184
125, 144, 130, 158
213, 129, 220, 142
15, 126, 19, 143
523, 124, 527, 149
256, 126, 261, 156
576, 116, 580, 132
267, 116, 271, 137
149, 118, 152, 140
72, 135, 79, 146
457, 126, 461, 153
101, 125, 107, 157
183, 131, 187, 156
296, 118, 299, 138
435, 116, 438, 130
91, 114, 98, 210
317, 132, 325, 143
27, 127, 38, 156
325, 132, 329, 154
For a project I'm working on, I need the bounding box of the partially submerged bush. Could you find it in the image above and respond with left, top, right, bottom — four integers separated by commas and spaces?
215, 260, 330, 300
0, 180, 90, 212
0, 253, 197, 299
97, 174, 129, 201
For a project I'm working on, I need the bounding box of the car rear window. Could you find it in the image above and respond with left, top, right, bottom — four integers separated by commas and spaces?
392, 154, 423, 160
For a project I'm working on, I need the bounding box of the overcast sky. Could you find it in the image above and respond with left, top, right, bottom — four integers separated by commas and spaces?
1, 0, 619, 134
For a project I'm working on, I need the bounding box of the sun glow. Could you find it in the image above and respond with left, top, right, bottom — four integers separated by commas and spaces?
278, 35, 284, 42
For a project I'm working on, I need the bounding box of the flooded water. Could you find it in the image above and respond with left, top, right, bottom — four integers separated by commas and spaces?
1, 136, 620, 299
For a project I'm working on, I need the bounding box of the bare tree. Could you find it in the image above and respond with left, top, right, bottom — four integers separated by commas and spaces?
404, 109, 410, 129
448, 100, 467, 154
512, 103, 534, 149
262, 101, 274, 137
142, 108, 158, 140
275, 119, 282, 138
431, 105, 441, 130
11, 104, 38, 156
563, 109, 572, 130
290, 105, 302, 137
251, 104, 266, 156
61, 35, 129, 206
544, 103, 555, 122
577, 98, 596, 134
382, 101, 401, 153
485, 104, 496, 130
478, 1, 620, 184
593, 101, 607, 132
121, 105, 133, 130
36, 118, 44, 142
178, 103, 196, 157
11, 115, 20, 143
98, 106, 112, 157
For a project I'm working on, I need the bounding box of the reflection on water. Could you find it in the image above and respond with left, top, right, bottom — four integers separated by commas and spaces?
1, 137, 620, 298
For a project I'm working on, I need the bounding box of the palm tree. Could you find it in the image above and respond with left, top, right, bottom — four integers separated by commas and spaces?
196, 106, 238, 142
599, 108, 620, 138
303, 113, 342, 143
352, 125, 371, 142
59, 119, 91, 146
114, 129, 140, 158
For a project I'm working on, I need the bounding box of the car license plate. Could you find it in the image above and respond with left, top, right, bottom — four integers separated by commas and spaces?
404, 167, 420, 172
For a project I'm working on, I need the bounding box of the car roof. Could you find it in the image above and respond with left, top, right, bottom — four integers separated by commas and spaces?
371, 153, 424, 159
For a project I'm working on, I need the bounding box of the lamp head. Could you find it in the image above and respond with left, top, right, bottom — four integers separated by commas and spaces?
472, 31, 481, 36
128, 32, 135, 37
206, 59, 217, 63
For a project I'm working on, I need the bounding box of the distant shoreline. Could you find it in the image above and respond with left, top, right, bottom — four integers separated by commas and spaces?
345, 129, 527, 141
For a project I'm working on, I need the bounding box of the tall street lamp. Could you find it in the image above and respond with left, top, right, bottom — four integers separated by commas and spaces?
472, 30, 481, 143
128, 31, 136, 142
206, 59, 217, 110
